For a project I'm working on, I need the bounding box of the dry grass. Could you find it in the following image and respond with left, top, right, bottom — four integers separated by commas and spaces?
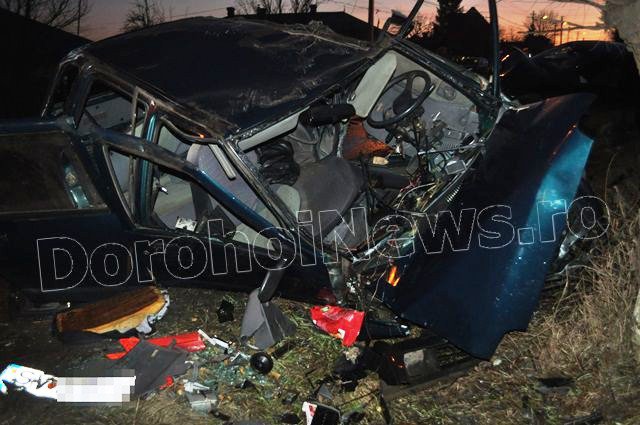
389, 196, 640, 425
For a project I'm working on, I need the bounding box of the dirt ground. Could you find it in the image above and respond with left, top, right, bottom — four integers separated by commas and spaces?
1, 110, 640, 424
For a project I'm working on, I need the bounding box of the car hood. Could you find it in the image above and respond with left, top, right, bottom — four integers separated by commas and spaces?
83, 17, 377, 135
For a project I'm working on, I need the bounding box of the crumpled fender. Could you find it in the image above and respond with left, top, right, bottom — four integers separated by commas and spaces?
381, 93, 596, 358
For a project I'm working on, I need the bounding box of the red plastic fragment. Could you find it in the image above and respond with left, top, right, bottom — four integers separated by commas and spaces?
310, 305, 365, 347
106, 331, 206, 359
159, 376, 174, 390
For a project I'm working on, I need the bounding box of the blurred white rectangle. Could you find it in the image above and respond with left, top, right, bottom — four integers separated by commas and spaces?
56, 376, 136, 403
1, 364, 136, 403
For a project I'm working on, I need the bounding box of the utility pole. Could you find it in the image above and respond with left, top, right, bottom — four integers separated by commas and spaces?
368, 0, 374, 42
530, 11, 535, 33
559, 15, 564, 44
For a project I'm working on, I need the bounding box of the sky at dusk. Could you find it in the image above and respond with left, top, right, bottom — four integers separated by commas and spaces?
80, 0, 607, 42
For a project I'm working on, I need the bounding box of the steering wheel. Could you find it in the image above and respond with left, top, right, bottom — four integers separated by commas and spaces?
367, 70, 434, 128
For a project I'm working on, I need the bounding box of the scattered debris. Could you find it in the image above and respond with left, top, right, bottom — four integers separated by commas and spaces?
217, 299, 235, 323
250, 352, 274, 375
332, 350, 368, 392
310, 305, 365, 346
241, 289, 296, 349
183, 381, 210, 393
195, 352, 269, 389
113, 340, 188, 396
237, 379, 255, 390
372, 335, 471, 386
316, 383, 334, 401
281, 391, 299, 405
55, 287, 168, 337
197, 329, 230, 351
186, 389, 218, 414
302, 401, 341, 425
229, 351, 250, 366
106, 331, 206, 359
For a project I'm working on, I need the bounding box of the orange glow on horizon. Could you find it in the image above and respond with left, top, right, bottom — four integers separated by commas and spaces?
82, 0, 609, 45
347, 0, 609, 44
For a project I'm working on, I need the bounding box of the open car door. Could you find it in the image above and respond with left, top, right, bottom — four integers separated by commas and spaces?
0, 119, 323, 305
0, 120, 137, 303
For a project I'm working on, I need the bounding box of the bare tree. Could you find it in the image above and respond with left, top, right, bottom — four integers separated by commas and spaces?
289, 0, 315, 13
122, 0, 165, 32
409, 13, 434, 39
236, 0, 319, 14
1, 0, 91, 29
522, 10, 561, 36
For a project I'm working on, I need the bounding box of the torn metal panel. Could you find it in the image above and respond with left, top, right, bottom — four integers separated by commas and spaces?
378, 94, 595, 358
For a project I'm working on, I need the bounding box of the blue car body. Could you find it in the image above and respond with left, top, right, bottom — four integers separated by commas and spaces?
0, 14, 596, 360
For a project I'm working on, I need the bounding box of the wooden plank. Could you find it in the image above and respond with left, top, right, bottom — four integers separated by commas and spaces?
56, 286, 165, 334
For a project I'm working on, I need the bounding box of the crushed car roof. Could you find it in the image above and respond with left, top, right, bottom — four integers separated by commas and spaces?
82, 17, 374, 134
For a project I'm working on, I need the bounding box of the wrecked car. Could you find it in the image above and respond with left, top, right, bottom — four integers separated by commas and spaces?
0, 0, 604, 360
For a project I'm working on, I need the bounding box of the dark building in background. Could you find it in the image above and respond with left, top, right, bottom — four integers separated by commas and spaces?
0, 8, 88, 119
226, 6, 377, 42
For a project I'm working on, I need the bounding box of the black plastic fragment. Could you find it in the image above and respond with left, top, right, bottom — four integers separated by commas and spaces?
217, 299, 235, 323
113, 340, 188, 396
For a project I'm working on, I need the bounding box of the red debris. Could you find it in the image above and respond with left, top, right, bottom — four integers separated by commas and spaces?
106, 331, 206, 360
310, 305, 365, 347
159, 376, 174, 390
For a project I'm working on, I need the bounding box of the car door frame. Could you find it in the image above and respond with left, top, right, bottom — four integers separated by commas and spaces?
94, 119, 332, 288
61, 62, 327, 297
0, 118, 140, 302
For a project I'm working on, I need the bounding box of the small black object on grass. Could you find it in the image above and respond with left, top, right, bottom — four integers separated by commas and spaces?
217, 299, 235, 323
250, 352, 274, 375
536, 376, 574, 395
